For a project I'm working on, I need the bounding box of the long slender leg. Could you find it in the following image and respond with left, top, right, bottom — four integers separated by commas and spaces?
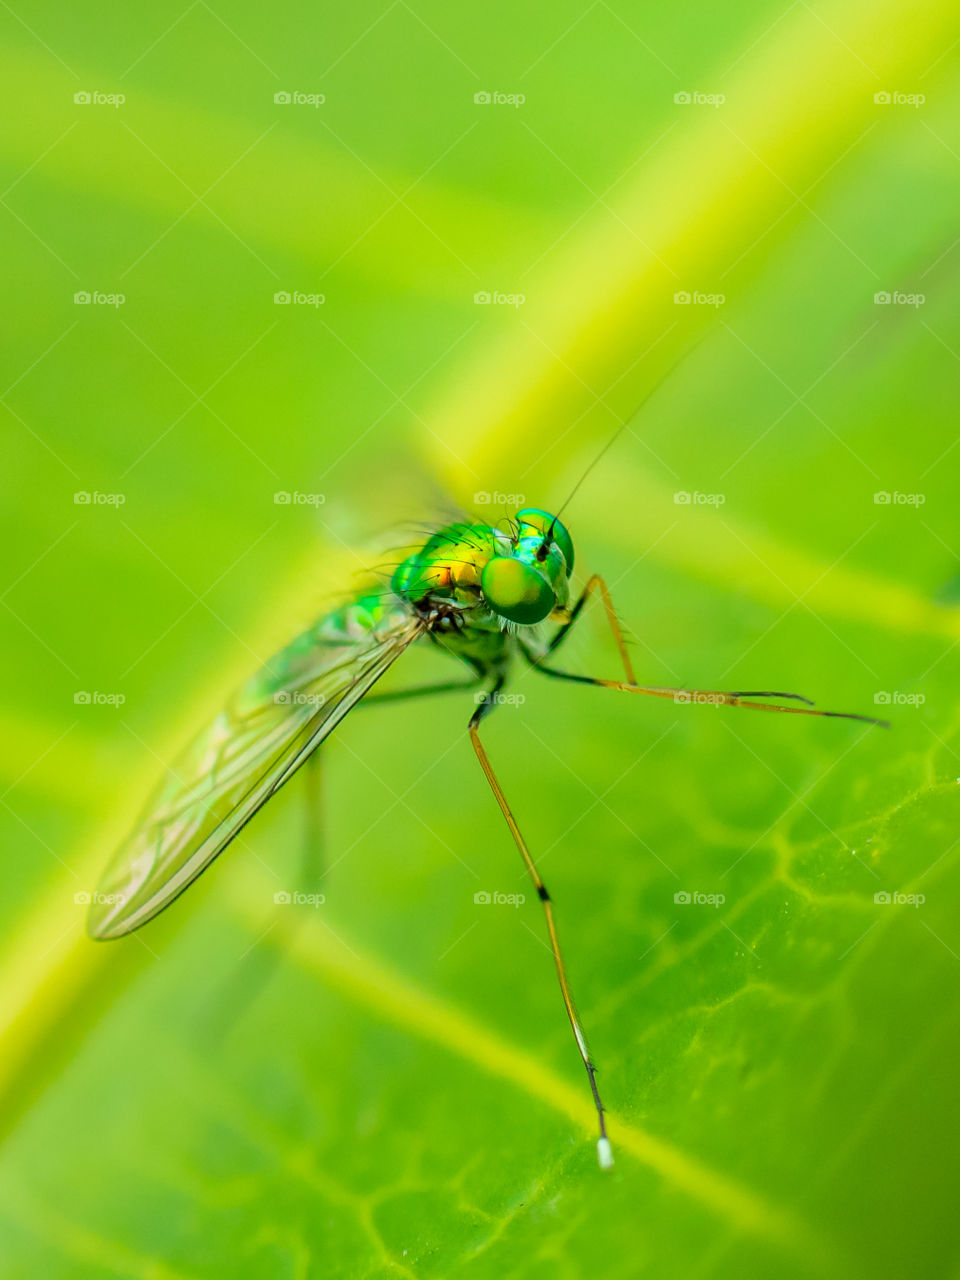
468, 681, 614, 1169
550, 573, 636, 682
299, 746, 324, 889
359, 675, 483, 706
201, 679, 475, 1042
200, 747, 329, 1043
526, 662, 889, 726
535, 578, 888, 728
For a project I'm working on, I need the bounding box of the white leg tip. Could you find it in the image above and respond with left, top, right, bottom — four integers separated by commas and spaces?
597, 1137, 614, 1169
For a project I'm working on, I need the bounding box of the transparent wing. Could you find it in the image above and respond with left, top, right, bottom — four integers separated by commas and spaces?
89, 610, 422, 939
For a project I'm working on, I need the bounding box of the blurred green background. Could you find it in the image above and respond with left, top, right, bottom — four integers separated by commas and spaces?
1, 1, 959, 1276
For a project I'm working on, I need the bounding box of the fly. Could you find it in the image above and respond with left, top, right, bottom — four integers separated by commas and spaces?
89, 503, 888, 1170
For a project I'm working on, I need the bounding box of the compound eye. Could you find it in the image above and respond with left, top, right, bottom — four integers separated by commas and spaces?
481, 557, 555, 624
516, 507, 575, 572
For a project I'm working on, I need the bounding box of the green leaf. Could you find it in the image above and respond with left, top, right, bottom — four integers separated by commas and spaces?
1, 1, 958, 1277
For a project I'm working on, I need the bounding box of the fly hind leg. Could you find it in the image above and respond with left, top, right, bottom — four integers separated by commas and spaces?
468, 680, 613, 1168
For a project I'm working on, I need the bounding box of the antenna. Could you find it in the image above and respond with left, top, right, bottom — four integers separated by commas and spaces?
537, 326, 712, 556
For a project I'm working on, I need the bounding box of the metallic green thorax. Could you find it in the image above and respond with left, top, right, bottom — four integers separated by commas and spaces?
390, 508, 575, 669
